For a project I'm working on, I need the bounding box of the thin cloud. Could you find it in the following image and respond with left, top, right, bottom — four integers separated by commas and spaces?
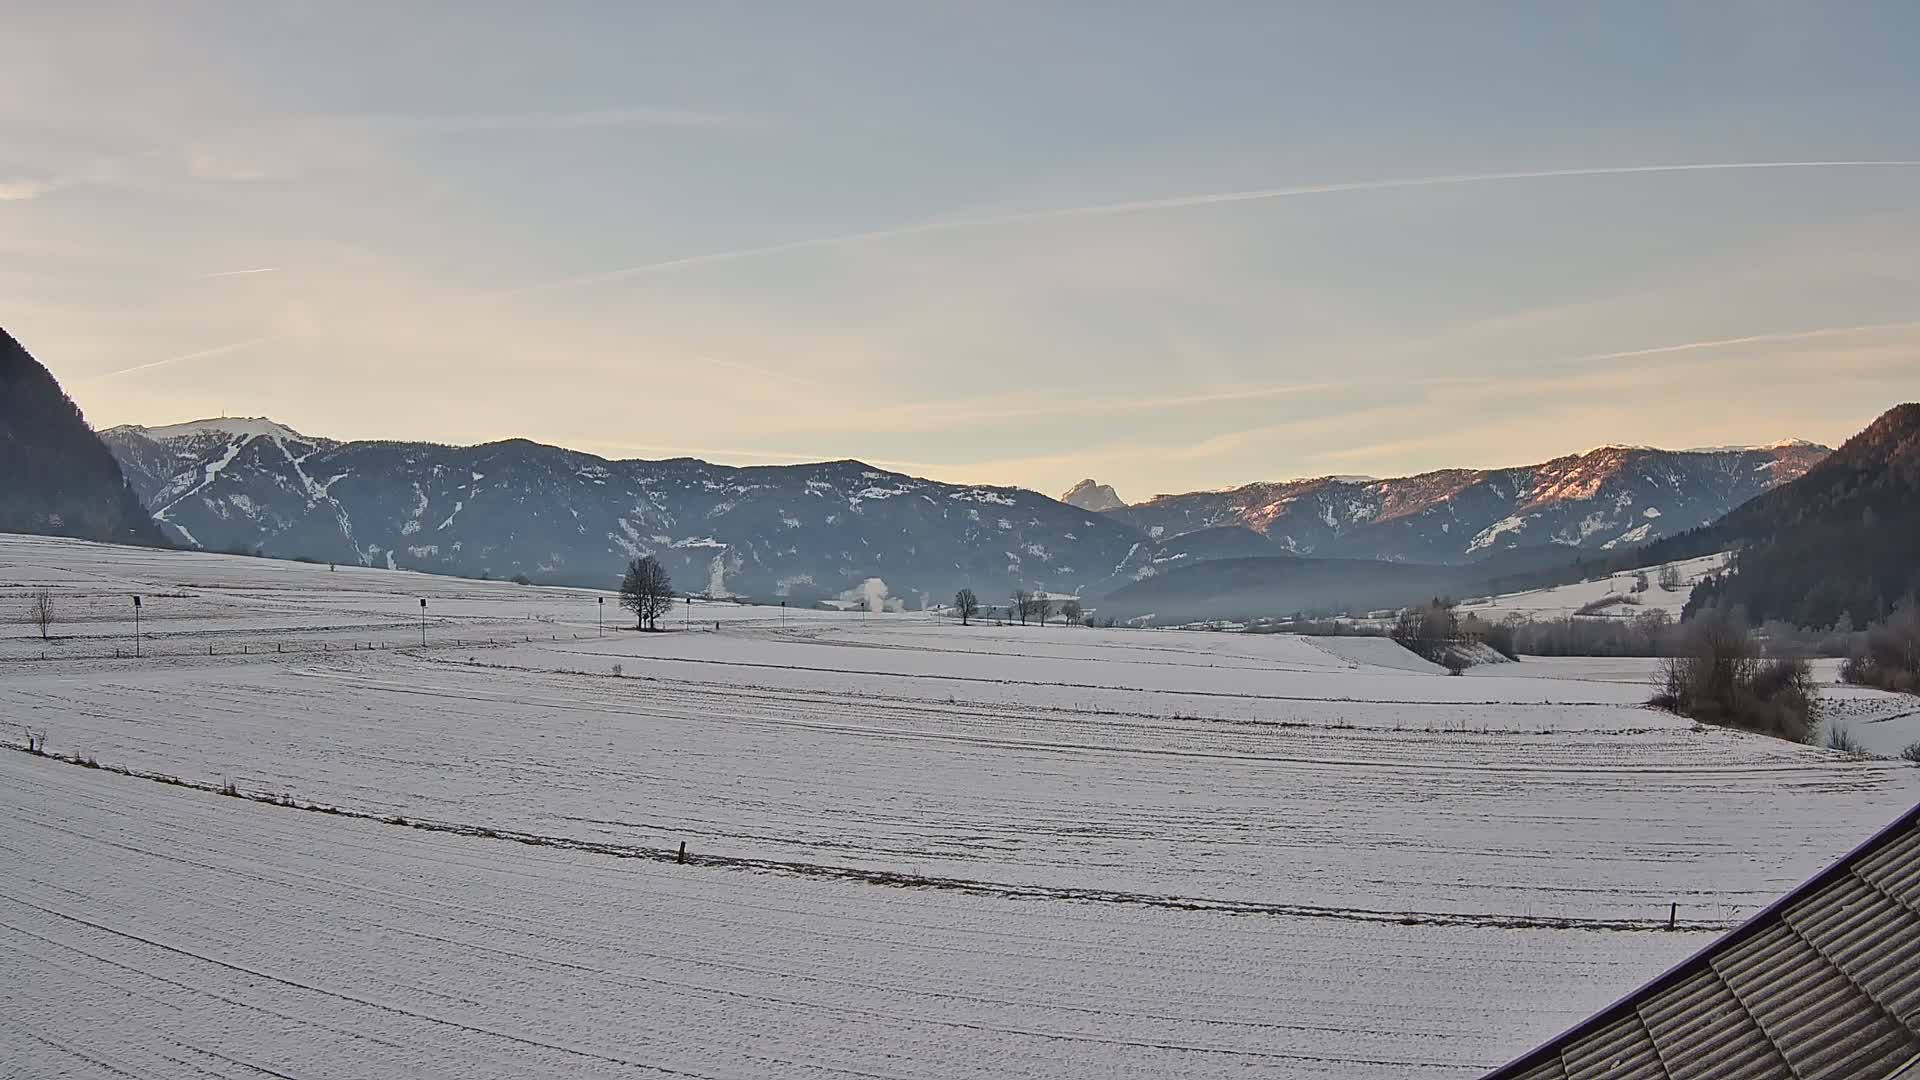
79, 335, 280, 383
866, 380, 1343, 430
0, 178, 62, 201
512, 160, 1920, 295
696, 353, 827, 389
761, 319, 1917, 437
424, 108, 738, 132
198, 267, 279, 278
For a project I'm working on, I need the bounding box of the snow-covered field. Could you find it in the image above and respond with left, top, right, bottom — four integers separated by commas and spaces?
1458, 552, 1729, 623
4, 534, 1917, 1078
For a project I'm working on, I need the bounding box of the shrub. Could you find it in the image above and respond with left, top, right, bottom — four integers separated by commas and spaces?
1653, 612, 1818, 742
1840, 606, 1920, 694
1824, 725, 1864, 755
1901, 742, 1920, 764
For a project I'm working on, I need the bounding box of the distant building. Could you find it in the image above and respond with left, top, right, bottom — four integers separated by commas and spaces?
1485, 802, 1920, 1080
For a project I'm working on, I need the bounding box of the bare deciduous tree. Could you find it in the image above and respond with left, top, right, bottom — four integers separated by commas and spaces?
1652, 609, 1817, 742
1033, 594, 1053, 626
620, 556, 676, 631
1657, 564, 1684, 592
1061, 599, 1083, 626
1391, 598, 1459, 663
954, 588, 980, 626
29, 589, 53, 641
1011, 589, 1032, 626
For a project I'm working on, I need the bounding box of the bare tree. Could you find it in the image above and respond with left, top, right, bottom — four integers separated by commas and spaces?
619, 556, 676, 631
1654, 608, 1815, 741
1391, 598, 1459, 663
1060, 598, 1083, 626
29, 589, 53, 641
1012, 589, 1031, 626
1657, 564, 1684, 592
1033, 594, 1053, 626
953, 588, 980, 626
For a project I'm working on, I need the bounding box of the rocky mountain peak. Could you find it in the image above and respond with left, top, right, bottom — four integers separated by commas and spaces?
1061, 479, 1125, 512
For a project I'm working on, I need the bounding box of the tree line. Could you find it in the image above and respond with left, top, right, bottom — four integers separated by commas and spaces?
952, 588, 1084, 627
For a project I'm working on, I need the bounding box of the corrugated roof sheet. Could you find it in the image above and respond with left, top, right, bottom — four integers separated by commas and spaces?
1486, 803, 1920, 1080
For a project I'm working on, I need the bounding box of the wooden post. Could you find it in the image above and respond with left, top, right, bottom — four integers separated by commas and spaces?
1669, 902, 1677, 930
677, 841, 687, 864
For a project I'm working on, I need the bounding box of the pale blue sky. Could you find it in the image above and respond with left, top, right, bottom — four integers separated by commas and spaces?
6, 3, 1919, 497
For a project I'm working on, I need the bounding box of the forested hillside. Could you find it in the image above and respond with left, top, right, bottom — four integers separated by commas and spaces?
0, 330, 165, 546
1684, 404, 1919, 627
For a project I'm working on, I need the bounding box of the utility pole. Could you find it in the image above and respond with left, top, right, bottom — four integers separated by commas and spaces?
132, 595, 142, 658
598, 596, 604, 637
781, 600, 787, 630
419, 598, 427, 647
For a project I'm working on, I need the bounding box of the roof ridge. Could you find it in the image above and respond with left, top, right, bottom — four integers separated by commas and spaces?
1483, 804, 1920, 1079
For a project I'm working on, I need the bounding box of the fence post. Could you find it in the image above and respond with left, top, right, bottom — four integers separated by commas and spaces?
1669, 902, 1677, 930
677, 841, 687, 865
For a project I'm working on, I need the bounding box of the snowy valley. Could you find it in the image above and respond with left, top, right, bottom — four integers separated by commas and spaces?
4, 533, 1917, 1078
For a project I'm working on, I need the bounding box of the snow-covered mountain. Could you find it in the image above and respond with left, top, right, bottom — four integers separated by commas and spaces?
1060, 479, 1125, 513
1109, 443, 1830, 563
101, 419, 1147, 600
100, 418, 1831, 600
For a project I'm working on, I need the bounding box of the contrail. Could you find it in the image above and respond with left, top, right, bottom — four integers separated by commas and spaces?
1548, 319, 1920, 367
512, 160, 1920, 295
80, 335, 280, 383
199, 267, 279, 278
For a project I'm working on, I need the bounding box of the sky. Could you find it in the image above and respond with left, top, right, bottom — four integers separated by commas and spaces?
6, 3, 1920, 499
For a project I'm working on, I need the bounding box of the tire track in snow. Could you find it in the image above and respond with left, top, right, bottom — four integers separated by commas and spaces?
3, 746, 1738, 934
472, 645, 1635, 707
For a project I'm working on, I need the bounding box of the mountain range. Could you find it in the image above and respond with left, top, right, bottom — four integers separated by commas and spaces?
6, 323, 1873, 613
98, 410, 1829, 603
101, 417, 1154, 603
7, 319, 1911, 632
1067, 441, 1829, 564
